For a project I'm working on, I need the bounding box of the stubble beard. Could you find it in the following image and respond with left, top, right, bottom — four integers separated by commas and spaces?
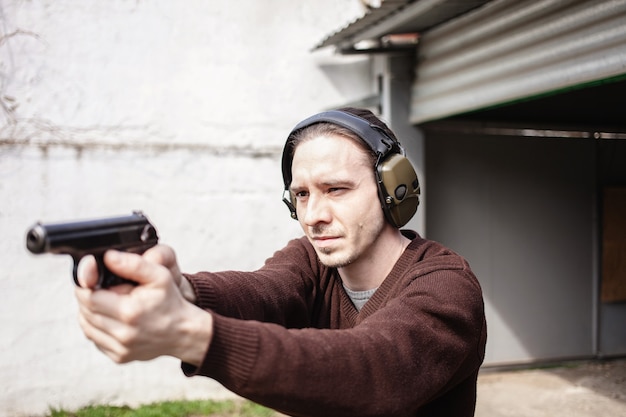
309, 225, 352, 268
317, 246, 355, 269
312, 219, 386, 269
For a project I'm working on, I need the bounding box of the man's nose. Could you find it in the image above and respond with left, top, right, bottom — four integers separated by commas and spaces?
303, 194, 332, 226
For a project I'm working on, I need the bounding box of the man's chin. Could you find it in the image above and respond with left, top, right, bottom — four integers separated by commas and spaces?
316, 250, 354, 269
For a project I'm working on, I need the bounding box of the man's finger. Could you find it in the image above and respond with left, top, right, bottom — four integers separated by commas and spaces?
76, 255, 99, 289
77, 311, 131, 364
103, 250, 167, 287
143, 245, 176, 269
143, 245, 183, 286
75, 285, 123, 318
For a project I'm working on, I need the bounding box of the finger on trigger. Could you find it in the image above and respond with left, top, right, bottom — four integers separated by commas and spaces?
77, 254, 99, 288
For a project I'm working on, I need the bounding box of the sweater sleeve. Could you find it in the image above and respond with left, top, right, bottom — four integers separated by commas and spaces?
183, 237, 323, 328
182, 250, 486, 417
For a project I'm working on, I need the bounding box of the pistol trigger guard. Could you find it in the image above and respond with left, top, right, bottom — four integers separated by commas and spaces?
72, 256, 81, 287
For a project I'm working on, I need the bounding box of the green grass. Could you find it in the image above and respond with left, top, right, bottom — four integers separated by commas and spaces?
46, 399, 279, 417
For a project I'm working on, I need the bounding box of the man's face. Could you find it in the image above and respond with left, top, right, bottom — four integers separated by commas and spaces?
290, 134, 386, 268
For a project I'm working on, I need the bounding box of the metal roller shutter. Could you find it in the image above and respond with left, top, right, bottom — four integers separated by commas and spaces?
411, 0, 626, 123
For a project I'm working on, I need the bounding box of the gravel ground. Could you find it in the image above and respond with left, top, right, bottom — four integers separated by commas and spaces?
475, 359, 626, 417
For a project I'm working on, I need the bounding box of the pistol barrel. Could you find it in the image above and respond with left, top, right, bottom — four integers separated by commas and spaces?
25, 212, 158, 256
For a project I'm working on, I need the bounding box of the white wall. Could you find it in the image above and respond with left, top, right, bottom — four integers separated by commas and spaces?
425, 130, 596, 365
0, 1, 373, 415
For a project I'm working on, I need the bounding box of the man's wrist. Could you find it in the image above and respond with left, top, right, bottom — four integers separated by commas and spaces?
175, 304, 213, 367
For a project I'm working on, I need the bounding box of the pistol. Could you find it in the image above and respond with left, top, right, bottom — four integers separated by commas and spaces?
26, 211, 159, 288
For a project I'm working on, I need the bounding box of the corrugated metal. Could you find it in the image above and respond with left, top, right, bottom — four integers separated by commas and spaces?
313, 0, 490, 51
410, 0, 626, 124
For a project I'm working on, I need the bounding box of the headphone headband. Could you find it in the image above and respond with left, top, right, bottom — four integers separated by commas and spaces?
291, 110, 399, 156
282, 110, 403, 190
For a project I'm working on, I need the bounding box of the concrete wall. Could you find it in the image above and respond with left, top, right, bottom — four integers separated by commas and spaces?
0, 1, 373, 415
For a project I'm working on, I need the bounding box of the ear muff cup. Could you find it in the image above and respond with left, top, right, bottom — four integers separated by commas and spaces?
377, 153, 420, 228
282, 110, 420, 228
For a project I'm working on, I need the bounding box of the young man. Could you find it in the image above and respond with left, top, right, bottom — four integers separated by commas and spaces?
75, 108, 487, 417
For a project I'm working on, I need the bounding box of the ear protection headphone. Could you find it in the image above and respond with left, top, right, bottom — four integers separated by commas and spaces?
281, 110, 420, 228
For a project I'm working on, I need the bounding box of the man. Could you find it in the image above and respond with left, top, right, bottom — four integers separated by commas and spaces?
76, 107, 487, 417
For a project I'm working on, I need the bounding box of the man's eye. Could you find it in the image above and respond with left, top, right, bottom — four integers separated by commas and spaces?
294, 191, 308, 199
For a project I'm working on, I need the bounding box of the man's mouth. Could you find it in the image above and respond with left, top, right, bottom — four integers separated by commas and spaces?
311, 235, 340, 248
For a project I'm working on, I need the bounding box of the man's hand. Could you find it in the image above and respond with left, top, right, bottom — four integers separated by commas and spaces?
74, 245, 212, 366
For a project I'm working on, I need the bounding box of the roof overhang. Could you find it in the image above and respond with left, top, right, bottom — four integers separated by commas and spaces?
314, 0, 491, 53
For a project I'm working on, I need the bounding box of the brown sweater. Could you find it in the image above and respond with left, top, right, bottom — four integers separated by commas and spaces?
182, 231, 487, 417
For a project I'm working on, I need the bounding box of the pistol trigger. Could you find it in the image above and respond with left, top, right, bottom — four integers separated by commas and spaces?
95, 254, 108, 289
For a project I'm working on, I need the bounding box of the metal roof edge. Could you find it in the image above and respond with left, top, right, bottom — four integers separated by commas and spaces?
313, 0, 413, 50
313, 0, 491, 52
